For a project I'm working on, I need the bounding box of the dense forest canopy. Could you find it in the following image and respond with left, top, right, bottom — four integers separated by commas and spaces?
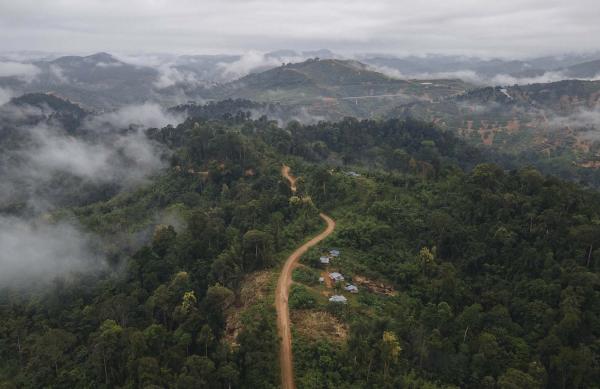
1, 108, 599, 388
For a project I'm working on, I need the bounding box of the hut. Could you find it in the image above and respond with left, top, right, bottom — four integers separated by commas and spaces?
329, 295, 348, 303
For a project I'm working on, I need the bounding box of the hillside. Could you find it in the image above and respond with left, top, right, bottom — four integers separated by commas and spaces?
562, 59, 600, 78
0, 92, 90, 137
208, 58, 472, 120
394, 80, 600, 185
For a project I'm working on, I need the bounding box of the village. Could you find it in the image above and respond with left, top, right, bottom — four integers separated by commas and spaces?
315, 248, 359, 304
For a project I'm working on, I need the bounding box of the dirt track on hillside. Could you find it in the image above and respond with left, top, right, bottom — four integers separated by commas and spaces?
281, 165, 297, 193
276, 165, 336, 389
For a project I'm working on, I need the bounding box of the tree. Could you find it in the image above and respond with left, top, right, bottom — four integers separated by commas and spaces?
218, 362, 239, 389
198, 324, 215, 357
177, 355, 216, 388
380, 331, 401, 382
90, 320, 124, 386
204, 284, 234, 330
29, 328, 76, 377
418, 246, 436, 276
137, 357, 161, 387
152, 224, 177, 257
569, 224, 600, 267
497, 368, 540, 389
242, 230, 273, 271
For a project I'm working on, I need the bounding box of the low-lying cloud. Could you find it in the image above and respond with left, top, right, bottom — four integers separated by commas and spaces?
0, 217, 103, 287
0, 87, 12, 105
369, 65, 600, 86
48, 64, 69, 83
153, 64, 199, 89
489, 72, 600, 86
547, 107, 600, 136
19, 125, 166, 186
0, 60, 39, 81
0, 100, 180, 287
85, 102, 185, 130
218, 51, 315, 80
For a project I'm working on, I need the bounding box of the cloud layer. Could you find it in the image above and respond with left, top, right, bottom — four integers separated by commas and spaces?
369, 65, 600, 86
0, 87, 12, 105
0, 60, 39, 81
0, 217, 102, 287
0, 0, 599, 58
85, 102, 185, 129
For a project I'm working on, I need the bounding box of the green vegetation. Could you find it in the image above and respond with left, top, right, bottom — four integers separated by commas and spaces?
289, 285, 317, 310
1, 111, 600, 388
394, 80, 600, 188
292, 267, 320, 286
0, 117, 320, 388
285, 121, 600, 387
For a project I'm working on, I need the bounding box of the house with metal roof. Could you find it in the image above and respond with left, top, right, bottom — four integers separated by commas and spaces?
329, 249, 340, 257
329, 272, 344, 282
319, 256, 330, 265
344, 284, 359, 293
329, 295, 348, 303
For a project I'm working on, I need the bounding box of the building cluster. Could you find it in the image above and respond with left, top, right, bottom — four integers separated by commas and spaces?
318, 248, 359, 304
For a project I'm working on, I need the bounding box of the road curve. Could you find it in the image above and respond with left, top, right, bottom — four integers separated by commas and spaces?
277, 166, 336, 389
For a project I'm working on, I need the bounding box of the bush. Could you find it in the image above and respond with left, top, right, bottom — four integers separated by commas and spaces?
289, 284, 316, 309
292, 267, 320, 286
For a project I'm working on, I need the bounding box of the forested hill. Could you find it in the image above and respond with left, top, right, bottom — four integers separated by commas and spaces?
393, 80, 600, 187
1, 113, 599, 388
203, 58, 471, 120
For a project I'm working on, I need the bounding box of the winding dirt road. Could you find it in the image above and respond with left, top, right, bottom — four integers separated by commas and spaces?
277, 165, 336, 389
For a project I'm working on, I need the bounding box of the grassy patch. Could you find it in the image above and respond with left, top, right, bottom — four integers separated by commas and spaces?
292, 266, 320, 286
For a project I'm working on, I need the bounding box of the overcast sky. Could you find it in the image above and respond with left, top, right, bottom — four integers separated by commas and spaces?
0, 0, 599, 58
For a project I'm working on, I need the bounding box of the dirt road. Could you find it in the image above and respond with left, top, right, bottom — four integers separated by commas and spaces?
281, 164, 297, 193
276, 165, 336, 389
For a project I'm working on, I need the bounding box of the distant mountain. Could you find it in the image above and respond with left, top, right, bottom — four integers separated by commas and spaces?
509, 58, 600, 80
1, 92, 90, 133
360, 53, 600, 83
37, 52, 156, 84
362, 55, 536, 77
29, 53, 160, 108
206, 58, 471, 120
0, 52, 163, 109
0, 51, 347, 109
562, 59, 600, 78
169, 54, 241, 84
3, 50, 599, 113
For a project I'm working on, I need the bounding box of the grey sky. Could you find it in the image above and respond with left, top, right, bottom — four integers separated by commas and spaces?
0, 0, 599, 58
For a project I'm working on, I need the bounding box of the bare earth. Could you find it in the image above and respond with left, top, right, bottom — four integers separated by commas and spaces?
276, 165, 336, 389
281, 164, 297, 193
